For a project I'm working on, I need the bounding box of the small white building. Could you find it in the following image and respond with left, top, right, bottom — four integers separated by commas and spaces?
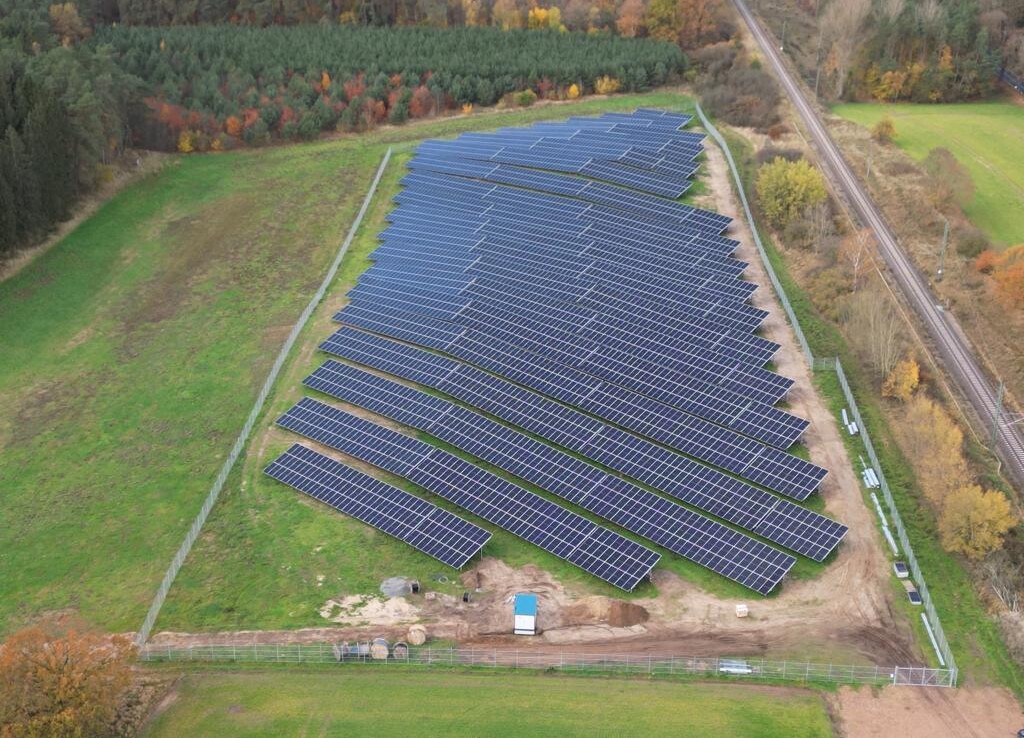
513, 593, 537, 635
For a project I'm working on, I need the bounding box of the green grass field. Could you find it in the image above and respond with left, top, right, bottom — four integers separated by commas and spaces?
832, 101, 1024, 247
141, 670, 834, 738
0, 90, 721, 635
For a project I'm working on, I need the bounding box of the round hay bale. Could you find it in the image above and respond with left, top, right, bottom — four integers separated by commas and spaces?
407, 624, 427, 645
369, 638, 390, 660
392, 641, 409, 659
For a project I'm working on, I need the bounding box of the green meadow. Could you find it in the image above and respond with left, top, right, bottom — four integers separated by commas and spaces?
833, 101, 1024, 247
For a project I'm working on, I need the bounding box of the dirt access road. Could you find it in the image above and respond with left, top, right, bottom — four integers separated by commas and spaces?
152, 140, 915, 667
833, 683, 1022, 738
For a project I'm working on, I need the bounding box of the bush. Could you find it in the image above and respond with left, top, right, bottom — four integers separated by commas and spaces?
957, 225, 990, 259
755, 157, 828, 228
755, 145, 803, 166
698, 62, 780, 129
594, 75, 622, 94
871, 117, 896, 144
515, 89, 538, 107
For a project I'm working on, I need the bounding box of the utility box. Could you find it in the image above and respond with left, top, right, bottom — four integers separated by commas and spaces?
513, 593, 538, 635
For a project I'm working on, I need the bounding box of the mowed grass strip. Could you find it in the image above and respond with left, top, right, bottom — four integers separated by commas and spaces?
0, 90, 692, 634
832, 101, 1024, 247
141, 670, 834, 738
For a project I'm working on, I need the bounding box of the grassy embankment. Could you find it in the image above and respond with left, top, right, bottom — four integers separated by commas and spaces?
720, 126, 1024, 695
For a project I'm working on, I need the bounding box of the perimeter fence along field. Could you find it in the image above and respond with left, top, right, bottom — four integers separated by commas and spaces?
134, 106, 956, 689
697, 104, 957, 679
138, 643, 955, 687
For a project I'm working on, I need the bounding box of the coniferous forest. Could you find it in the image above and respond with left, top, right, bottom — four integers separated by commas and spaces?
0, 0, 687, 259
0, 0, 1015, 260
103, 25, 686, 151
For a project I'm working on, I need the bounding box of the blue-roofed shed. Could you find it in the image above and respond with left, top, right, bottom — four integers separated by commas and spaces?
513, 593, 538, 635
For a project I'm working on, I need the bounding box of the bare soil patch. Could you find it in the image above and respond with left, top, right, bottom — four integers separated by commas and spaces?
833, 684, 1022, 738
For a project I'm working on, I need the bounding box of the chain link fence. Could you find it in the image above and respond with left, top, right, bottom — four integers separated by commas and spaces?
138, 643, 955, 687
698, 104, 957, 682
134, 149, 393, 647
132, 111, 958, 687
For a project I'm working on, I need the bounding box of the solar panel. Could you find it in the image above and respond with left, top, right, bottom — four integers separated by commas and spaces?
320, 327, 827, 500
264, 443, 491, 568
275, 397, 660, 591
302, 357, 844, 562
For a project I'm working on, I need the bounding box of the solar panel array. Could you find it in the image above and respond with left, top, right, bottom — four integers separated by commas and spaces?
265, 444, 491, 568
277, 397, 661, 591
301, 359, 811, 593
262, 108, 845, 594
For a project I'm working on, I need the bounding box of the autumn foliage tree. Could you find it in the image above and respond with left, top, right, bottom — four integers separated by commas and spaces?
882, 355, 920, 402
976, 245, 1024, 309
939, 485, 1016, 560
677, 0, 724, 49
756, 157, 828, 229
0, 628, 134, 738
645, 0, 681, 42
616, 0, 647, 37
900, 396, 968, 505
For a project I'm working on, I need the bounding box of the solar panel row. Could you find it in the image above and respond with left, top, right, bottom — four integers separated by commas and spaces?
265, 444, 491, 568
276, 397, 661, 591
303, 358, 845, 563
320, 326, 827, 501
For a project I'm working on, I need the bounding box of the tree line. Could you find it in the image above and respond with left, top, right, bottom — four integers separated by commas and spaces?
0, 6, 136, 259
0, 0, 687, 260
816, 0, 1004, 102
99, 25, 685, 151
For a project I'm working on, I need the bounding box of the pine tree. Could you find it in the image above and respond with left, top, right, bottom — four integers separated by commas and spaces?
5, 126, 42, 243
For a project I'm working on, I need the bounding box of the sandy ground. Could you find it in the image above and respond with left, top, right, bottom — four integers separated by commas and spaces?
151, 141, 917, 668
832, 684, 1023, 738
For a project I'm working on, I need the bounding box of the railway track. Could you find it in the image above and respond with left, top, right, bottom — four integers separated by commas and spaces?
732, 0, 1024, 489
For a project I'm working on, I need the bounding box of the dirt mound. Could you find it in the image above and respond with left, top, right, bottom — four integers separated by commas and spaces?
564, 597, 649, 627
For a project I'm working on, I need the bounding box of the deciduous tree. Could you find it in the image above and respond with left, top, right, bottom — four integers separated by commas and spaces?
755, 157, 828, 229
0, 628, 134, 738
820, 0, 871, 99
939, 485, 1016, 559
616, 0, 647, 37
677, 0, 721, 49
901, 396, 968, 504
882, 355, 920, 401
842, 283, 902, 376
922, 147, 974, 211
645, 0, 680, 42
